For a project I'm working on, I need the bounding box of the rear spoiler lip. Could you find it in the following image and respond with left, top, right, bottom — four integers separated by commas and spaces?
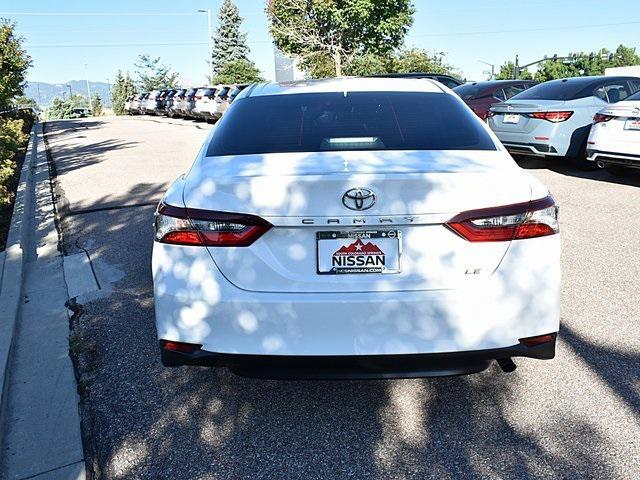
490, 102, 567, 113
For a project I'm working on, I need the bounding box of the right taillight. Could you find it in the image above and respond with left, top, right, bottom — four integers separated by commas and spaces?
593, 113, 613, 124
528, 111, 573, 123
446, 195, 559, 242
154, 203, 272, 247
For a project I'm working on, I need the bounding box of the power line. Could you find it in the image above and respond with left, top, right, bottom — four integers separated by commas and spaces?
25, 40, 273, 48
409, 20, 640, 38
0, 12, 200, 16
22, 19, 640, 49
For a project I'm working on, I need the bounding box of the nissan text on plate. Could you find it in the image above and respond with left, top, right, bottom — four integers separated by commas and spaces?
152, 77, 561, 379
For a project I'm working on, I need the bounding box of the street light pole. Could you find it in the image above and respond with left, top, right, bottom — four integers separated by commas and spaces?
198, 9, 213, 80
66, 84, 72, 97
478, 60, 496, 80
84, 63, 93, 111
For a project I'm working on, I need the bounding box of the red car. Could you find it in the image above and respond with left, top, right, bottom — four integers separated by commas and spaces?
454, 80, 537, 120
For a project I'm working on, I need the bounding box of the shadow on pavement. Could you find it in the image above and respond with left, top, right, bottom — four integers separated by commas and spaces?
561, 324, 639, 414
44, 120, 138, 177
58, 183, 622, 480
514, 155, 640, 188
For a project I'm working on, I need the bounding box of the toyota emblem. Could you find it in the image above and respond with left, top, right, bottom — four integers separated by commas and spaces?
342, 188, 376, 211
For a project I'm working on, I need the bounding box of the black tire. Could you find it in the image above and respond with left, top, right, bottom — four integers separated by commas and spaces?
570, 142, 600, 171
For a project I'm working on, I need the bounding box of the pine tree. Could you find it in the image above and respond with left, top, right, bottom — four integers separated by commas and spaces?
111, 70, 137, 115
211, 0, 250, 77
91, 93, 103, 116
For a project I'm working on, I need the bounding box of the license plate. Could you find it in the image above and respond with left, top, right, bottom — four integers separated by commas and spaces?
503, 114, 520, 124
624, 118, 640, 130
316, 230, 401, 275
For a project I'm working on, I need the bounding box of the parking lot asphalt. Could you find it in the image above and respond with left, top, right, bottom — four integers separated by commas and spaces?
45, 116, 639, 479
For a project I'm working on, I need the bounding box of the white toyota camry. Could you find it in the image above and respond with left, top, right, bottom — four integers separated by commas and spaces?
152, 77, 560, 379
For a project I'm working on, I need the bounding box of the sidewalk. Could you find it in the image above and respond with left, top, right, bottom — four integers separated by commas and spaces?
0, 124, 85, 479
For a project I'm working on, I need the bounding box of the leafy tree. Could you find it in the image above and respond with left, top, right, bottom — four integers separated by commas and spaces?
498, 45, 640, 82
91, 93, 103, 116
211, 0, 250, 77
14, 96, 38, 109
342, 49, 459, 78
268, 0, 414, 77
495, 61, 533, 80
47, 95, 89, 120
344, 53, 391, 76
0, 19, 32, 109
610, 44, 640, 67
134, 54, 178, 91
392, 49, 457, 76
111, 70, 137, 115
212, 59, 264, 84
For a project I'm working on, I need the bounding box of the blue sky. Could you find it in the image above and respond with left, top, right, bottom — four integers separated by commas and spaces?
4, 0, 640, 86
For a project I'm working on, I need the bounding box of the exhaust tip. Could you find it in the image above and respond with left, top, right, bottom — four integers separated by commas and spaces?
596, 160, 606, 169
497, 358, 517, 373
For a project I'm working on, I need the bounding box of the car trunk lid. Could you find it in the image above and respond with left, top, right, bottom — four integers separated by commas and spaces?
183, 150, 532, 293
490, 100, 568, 134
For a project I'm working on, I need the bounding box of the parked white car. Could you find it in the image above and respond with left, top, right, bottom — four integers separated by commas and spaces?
489, 76, 640, 169
586, 90, 640, 175
192, 86, 218, 120
152, 77, 560, 379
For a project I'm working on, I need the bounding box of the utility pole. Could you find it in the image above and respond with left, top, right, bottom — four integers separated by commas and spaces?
478, 60, 496, 80
514, 54, 520, 79
66, 84, 72, 97
85, 63, 93, 110
197, 9, 213, 80
36, 83, 42, 105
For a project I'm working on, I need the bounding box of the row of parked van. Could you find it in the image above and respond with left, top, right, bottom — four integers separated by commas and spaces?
124, 84, 249, 121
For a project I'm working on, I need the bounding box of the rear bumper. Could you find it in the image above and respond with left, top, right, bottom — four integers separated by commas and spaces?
160, 336, 557, 378
491, 124, 571, 157
502, 141, 560, 157
587, 150, 640, 168
152, 235, 560, 358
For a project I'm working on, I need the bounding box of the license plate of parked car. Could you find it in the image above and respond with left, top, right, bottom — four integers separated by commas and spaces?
503, 114, 520, 124
316, 230, 401, 274
624, 118, 640, 130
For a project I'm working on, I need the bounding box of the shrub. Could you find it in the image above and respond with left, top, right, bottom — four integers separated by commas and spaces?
0, 117, 27, 209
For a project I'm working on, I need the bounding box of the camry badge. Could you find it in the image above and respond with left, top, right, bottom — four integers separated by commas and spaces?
342, 188, 376, 211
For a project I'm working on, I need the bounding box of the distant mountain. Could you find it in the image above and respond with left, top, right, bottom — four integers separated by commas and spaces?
24, 80, 112, 107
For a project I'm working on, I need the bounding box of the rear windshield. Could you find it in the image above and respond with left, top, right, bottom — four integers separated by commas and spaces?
627, 90, 640, 101
206, 92, 496, 156
453, 83, 489, 100
510, 80, 589, 101
218, 87, 230, 97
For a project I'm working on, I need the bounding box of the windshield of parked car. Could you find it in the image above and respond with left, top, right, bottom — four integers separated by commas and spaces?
510, 80, 589, 101
206, 92, 496, 156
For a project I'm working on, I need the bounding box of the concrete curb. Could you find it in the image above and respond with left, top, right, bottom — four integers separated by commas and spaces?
0, 122, 38, 447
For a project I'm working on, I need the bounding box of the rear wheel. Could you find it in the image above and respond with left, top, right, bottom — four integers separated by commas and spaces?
570, 142, 599, 171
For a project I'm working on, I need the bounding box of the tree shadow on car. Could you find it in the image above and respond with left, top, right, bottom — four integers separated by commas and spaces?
49, 151, 625, 479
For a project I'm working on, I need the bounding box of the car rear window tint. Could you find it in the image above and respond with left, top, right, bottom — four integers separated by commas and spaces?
206, 92, 496, 156
453, 83, 487, 100
627, 90, 640, 101
511, 80, 592, 101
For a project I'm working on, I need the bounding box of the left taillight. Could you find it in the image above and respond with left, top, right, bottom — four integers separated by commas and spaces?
593, 113, 614, 124
154, 203, 272, 247
446, 195, 559, 242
